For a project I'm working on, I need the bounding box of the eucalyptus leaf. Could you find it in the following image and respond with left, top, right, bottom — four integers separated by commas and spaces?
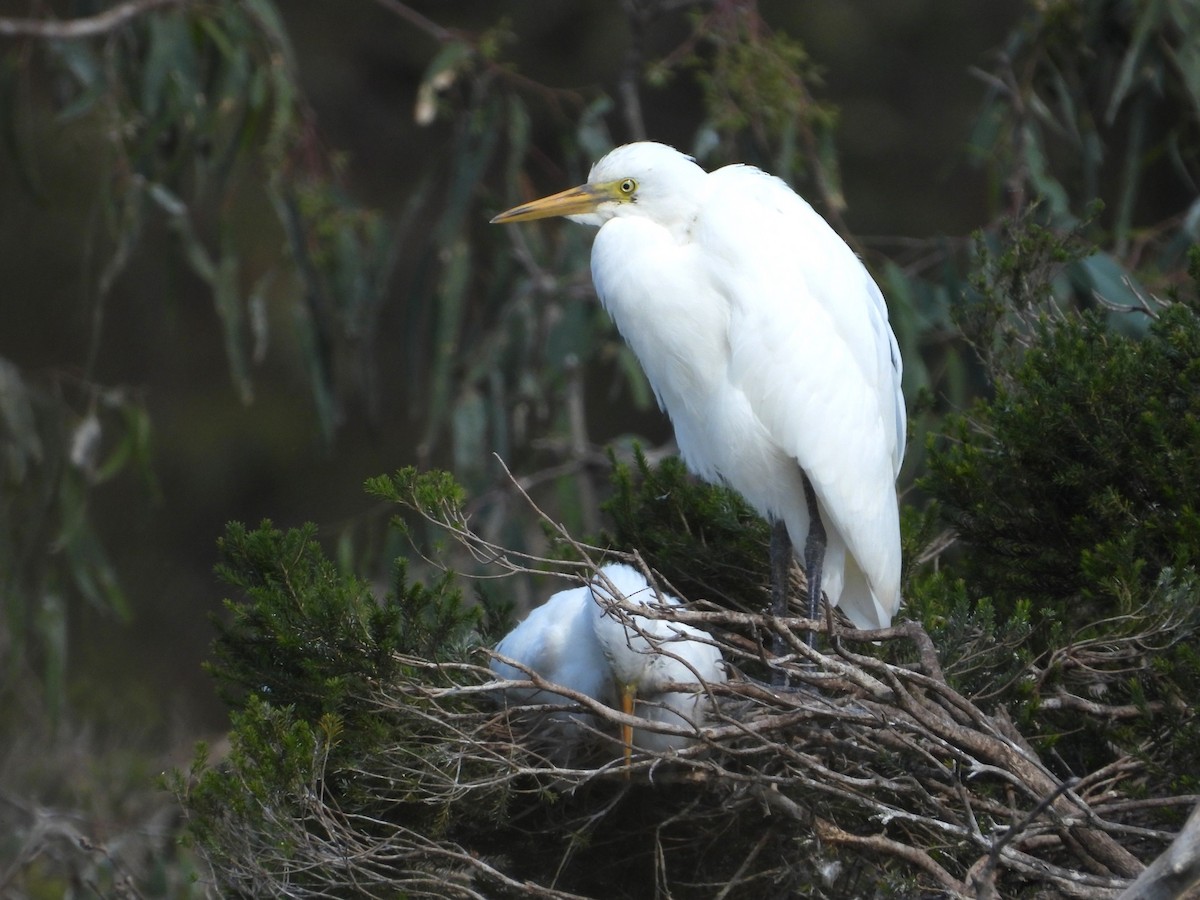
36, 592, 67, 729
1074, 252, 1146, 310
214, 251, 254, 405
47, 39, 100, 95
435, 99, 502, 245
1021, 125, 1071, 219
1106, 0, 1165, 124
420, 238, 472, 458
451, 387, 488, 479
142, 12, 198, 117
0, 357, 43, 480
415, 41, 473, 125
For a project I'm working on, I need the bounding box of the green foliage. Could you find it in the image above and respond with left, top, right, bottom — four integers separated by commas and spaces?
180, 697, 320, 852
209, 519, 477, 721
3, 0, 403, 733
1036, 568, 1200, 793
184, 516, 509, 893
600, 448, 770, 612
0, 364, 155, 729
366, 465, 468, 514
927, 301, 1200, 622
958, 212, 1089, 375
970, 0, 1200, 258
655, 5, 840, 201
902, 529, 1036, 702
57, 0, 306, 399
275, 168, 398, 439
920, 248, 1200, 790
7, 0, 395, 437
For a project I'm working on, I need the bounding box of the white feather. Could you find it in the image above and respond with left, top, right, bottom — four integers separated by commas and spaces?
584, 143, 905, 629
490, 563, 726, 755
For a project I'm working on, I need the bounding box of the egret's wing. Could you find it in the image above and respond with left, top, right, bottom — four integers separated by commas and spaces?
492, 586, 612, 703
707, 165, 906, 470
697, 166, 904, 621
866, 278, 907, 474
591, 215, 735, 486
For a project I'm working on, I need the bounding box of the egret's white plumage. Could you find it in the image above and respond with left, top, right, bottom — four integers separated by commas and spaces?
492, 143, 905, 631
490, 563, 725, 759
491, 580, 615, 711
590, 563, 727, 756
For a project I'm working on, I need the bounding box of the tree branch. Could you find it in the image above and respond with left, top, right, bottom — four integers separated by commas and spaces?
813, 816, 969, 896
366, 0, 454, 43
1118, 801, 1200, 900
0, 0, 188, 40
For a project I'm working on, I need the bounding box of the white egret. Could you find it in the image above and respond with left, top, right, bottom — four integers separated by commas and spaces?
492, 143, 906, 647
490, 563, 726, 761
490, 578, 614, 759
491, 577, 615, 708
589, 563, 727, 762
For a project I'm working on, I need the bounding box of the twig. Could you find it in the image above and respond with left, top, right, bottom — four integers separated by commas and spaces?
1117, 800, 1200, 900
813, 816, 969, 896
0, 0, 187, 39
971, 777, 1081, 897
366, 0, 455, 43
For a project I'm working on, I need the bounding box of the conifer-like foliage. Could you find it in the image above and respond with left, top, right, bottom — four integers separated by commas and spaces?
182, 519, 507, 896
601, 449, 770, 611
210, 520, 476, 720
931, 301, 1200, 618
921, 245, 1200, 789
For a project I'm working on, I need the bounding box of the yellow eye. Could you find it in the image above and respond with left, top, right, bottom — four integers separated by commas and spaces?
619, 178, 637, 195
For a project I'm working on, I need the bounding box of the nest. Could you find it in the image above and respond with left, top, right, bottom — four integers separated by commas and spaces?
187, 473, 1200, 898
192, 594, 1197, 898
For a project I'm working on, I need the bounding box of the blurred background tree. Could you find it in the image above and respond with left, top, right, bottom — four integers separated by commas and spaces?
1, 0, 1198, 895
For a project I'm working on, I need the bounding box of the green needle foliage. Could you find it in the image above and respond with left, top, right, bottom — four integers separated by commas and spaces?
182, 519, 503, 894
209, 520, 476, 719
921, 245, 1200, 790
927, 255, 1200, 624
204, 517, 484, 805
600, 448, 770, 612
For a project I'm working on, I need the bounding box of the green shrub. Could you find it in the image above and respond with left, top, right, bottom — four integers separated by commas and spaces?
921, 249, 1200, 790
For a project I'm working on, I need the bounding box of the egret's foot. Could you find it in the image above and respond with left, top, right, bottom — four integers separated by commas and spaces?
801, 471, 826, 652
768, 520, 792, 686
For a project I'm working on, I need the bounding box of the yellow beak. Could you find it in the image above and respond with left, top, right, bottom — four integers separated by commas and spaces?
490, 183, 608, 224
619, 684, 636, 769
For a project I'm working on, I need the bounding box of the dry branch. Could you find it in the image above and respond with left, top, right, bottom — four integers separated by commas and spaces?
197, 597, 1191, 897
190, 470, 1196, 897
1118, 801, 1200, 900
0, 0, 188, 39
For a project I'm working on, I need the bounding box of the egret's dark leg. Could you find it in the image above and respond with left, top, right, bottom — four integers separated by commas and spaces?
769, 519, 792, 685
801, 471, 826, 650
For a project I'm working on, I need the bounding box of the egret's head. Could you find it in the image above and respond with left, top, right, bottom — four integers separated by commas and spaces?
490, 142, 706, 229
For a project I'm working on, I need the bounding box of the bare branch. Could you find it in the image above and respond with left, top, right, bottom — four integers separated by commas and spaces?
0, 0, 188, 40
813, 816, 968, 896
193, 456, 1198, 896
366, 0, 455, 43
1118, 801, 1200, 900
